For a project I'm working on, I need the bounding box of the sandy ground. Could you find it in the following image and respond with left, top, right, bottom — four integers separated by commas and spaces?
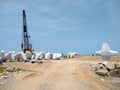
0, 56, 120, 90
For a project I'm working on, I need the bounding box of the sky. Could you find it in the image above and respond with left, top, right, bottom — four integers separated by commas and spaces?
0, 0, 120, 54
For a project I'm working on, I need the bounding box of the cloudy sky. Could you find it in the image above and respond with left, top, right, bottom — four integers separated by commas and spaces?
0, 0, 120, 54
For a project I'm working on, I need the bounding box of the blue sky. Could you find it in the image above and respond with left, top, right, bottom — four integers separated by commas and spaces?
0, 0, 120, 54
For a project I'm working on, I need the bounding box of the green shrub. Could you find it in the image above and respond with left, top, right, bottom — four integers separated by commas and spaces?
0, 67, 7, 73
64, 55, 67, 59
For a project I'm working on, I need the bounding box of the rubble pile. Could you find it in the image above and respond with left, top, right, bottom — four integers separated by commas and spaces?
6, 67, 22, 73
89, 61, 120, 77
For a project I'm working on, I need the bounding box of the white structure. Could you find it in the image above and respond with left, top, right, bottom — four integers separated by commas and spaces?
96, 43, 119, 60
0, 50, 6, 61
67, 52, 78, 58
35, 52, 45, 60
45, 52, 52, 60
52, 53, 64, 60
14, 52, 25, 61
6, 51, 15, 61
0, 50, 65, 61
25, 51, 33, 60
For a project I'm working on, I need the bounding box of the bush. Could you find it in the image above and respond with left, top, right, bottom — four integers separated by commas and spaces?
64, 55, 67, 59
0, 67, 7, 73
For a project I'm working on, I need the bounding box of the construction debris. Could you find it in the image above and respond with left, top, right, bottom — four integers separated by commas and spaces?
0, 75, 8, 79
6, 67, 21, 73
108, 69, 120, 77
102, 61, 115, 70
89, 61, 120, 77
115, 62, 120, 69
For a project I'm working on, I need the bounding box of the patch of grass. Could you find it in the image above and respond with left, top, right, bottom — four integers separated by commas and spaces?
64, 55, 67, 59
0, 67, 7, 74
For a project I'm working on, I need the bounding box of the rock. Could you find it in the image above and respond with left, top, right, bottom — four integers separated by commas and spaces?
0, 75, 8, 79
115, 62, 120, 69
24, 59, 30, 62
7, 68, 14, 72
100, 78, 105, 81
90, 62, 120, 77
14, 67, 21, 72
0, 83, 5, 85
89, 63, 109, 76
38, 61, 43, 64
7, 67, 21, 72
102, 61, 115, 70
107, 69, 120, 77
30, 60, 36, 63
89, 64, 98, 71
95, 68, 108, 76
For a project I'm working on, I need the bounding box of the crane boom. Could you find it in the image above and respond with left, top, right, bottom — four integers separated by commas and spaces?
21, 10, 33, 53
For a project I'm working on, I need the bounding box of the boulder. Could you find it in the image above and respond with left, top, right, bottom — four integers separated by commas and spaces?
95, 69, 108, 76
30, 60, 36, 63
95, 64, 108, 76
102, 61, 115, 70
107, 69, 120, 77
67, 52, 78, 58
0, 75, 8, 79
115, 62, 120, 69
45, 52, 52, 60
94, 63, 109, 76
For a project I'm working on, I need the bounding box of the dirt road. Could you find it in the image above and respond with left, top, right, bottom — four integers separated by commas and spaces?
0, 59, 112, 90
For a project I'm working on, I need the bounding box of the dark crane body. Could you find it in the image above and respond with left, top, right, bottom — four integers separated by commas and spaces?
21, 10, 33, 53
